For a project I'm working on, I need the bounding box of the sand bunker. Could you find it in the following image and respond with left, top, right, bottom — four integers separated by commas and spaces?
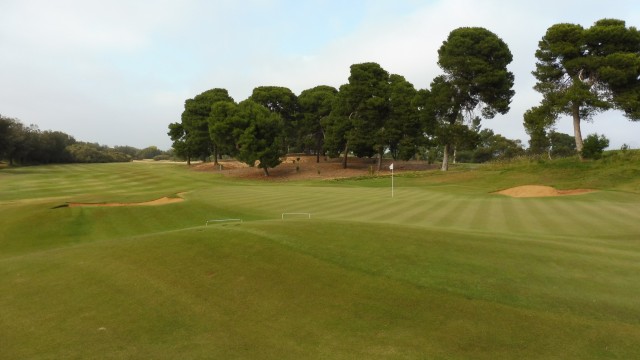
68, 195, 184, 207
495, 185, 595, 198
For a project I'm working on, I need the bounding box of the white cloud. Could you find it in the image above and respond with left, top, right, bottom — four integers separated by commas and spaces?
1, 0, 638, 149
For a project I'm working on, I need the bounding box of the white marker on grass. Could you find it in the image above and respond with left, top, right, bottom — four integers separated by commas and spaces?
389, 163, 394, 198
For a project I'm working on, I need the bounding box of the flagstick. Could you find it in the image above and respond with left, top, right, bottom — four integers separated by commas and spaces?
391, 163, 394, 198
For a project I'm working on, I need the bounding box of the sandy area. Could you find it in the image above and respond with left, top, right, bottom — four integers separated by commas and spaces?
194, 155, 438, 181
68, 195, 185, 207
495, 185, 595, 198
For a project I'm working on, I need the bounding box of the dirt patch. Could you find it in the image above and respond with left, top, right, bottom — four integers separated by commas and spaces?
196, 156, 438, 181
68, 194, 185, 207
495, 185, 596, 198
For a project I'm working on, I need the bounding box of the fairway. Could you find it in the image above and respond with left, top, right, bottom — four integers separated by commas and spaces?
2, 162, 640, 359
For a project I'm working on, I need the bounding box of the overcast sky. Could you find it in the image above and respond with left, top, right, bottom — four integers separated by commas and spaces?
1, 0, 639, 150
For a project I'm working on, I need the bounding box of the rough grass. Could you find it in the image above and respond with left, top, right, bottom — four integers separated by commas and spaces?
1, 157, 640, 359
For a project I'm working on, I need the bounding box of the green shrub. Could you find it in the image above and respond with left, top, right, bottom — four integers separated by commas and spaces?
582, 133, 609, 159
153, 154, 171, 161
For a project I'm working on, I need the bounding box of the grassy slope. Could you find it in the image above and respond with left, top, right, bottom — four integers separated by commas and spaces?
1, 156, 640, 359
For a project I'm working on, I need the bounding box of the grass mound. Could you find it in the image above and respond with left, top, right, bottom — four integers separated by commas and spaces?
2, 220, 639, 359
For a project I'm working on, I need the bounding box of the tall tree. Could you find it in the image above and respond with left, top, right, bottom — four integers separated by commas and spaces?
532, 19, 640, 156
233, 100, 286, 176
249, 86, 299, 152
321, 108, 350, 165
325, 62, 390, 169
386, 74, 421, 162
432, 27, 515, 170
523, 105, 555, 156
1, 120, 33, 165
0, 115, 20, 164
180, 88, 234, 162
167, 122, 192, 164
298, 85, 338, 162
209, 100, 241, 163
28, 130, 76, 163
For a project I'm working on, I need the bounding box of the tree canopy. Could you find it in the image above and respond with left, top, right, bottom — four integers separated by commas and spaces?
178, 88, 234, 164
234, 100, 286, 176
325, 62, 391, 168
166, 18, 637, 173
0, 114, 146, 165
387, 74, 422, 161
249, 86, 299, 152
208, 100, 241, 162
531, 18, 640, 156
298, 85, 338, 162
431, 27, 515, 170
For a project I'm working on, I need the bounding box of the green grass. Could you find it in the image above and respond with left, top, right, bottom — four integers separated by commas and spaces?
1, 158, 640, 359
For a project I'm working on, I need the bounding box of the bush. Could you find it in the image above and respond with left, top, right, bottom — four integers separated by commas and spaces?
154, 154, 171, 161
581, 133, 609, 160
136, 146, 164, 160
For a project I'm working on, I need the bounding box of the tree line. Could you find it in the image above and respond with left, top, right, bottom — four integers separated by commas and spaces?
170, 19, 639, 174
0, 115, 171, 165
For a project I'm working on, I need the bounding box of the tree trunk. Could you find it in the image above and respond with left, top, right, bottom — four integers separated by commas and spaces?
377, 147, 383, 172
316, 133, 321, 163
441, 143, 450, 171
187, 155, 191, 166
213, 146, 219, 166
453, 146, 457, 164
342, 141, 349, 169
262, 166, 269, 176
572, 104, 584, 158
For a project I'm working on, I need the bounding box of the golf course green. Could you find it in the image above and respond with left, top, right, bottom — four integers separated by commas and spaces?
1, 155, 640, 359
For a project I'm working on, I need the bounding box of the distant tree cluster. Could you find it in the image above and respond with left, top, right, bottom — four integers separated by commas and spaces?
170, 26, 529, 173
171, 19, 638, 174
0, 115, 171, 165
0, 116, 74, 165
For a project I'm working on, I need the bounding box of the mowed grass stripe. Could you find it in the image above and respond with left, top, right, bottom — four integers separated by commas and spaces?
547, 197, 623, 237
215, 187, 310, 219
441, 196, 497, 231
371, 189, 456, 225
283, 186, 404, 221
519, 198, 570, 236
500, 198, 528, 233
362, 188, 454, 224
308, 184, 460, 223
577, 196, 640, 238
291, 188, 358, 215
379, 197, 435, 224
468, 197, 498, 230
400, 192, 464, 226
426, 197, 475, 230
547, 198, 605, 236
1, 163, 210, 202
240, 221, 640, 324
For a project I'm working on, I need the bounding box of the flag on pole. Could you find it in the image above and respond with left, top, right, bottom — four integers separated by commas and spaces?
390, 163, 394, 198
